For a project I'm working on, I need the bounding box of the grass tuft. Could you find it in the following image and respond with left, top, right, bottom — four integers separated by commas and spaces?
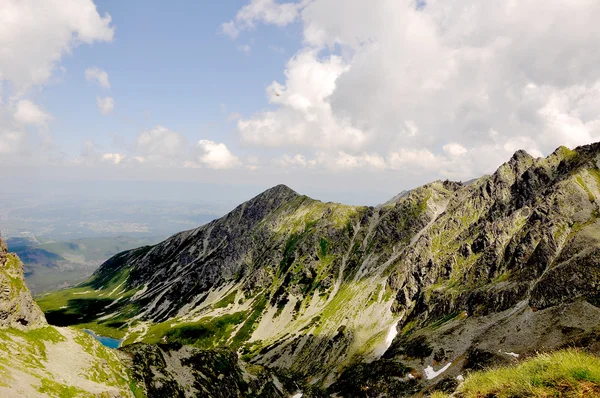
458, 349, 600, 397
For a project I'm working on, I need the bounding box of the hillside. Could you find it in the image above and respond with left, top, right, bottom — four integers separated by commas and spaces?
37, 143, 600, 395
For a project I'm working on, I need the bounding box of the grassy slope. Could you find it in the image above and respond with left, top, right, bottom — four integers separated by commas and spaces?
431, 350, 600, 398
0, 325, 141, 397
36, 265, 139, 339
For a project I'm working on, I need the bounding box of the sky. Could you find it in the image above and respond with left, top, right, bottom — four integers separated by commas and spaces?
2, 0, 600, 206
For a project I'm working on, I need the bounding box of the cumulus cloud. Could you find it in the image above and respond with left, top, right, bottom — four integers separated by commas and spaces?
0, 0, 114, 92
14, 100, 52, 126
276, 153, 309, 168
228, 0, 600, 180
221, 21, 240, 39
96, 96, 114, 115
102, 153, 125, 164
222, 0, 306, 38
238, 44, 252, 55
0, 130, 26, 154
187, 140, 241, 169
135, 126, 187, 164
443, 143, 468, 157
85, 67, 110, 88
238, 50, 366, 150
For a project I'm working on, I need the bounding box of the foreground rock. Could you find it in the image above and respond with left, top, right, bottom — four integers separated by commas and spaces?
122, 342, 300, 397
0, 237, 46, 329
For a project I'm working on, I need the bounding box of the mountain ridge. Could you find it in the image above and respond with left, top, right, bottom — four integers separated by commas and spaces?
37, 142, 600, 395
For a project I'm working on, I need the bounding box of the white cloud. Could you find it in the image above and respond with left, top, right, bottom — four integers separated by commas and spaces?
0, 129, 26, 154
227, 0, 600, 180
222, 0, 306, 38
332, 152, 386, 170
14, 100, 52, 126
277, 153, 308, 168
0, 0, 114, 92
96, 96, 114, 115
135, 126, 187, 164
443, 143, 468, 157
85, 67, 110, 88
238, 44, 251, 55
238, 50, 366, 150
102, 153, 125, 164
187, 140, 241, 169
221, 21, 240, 39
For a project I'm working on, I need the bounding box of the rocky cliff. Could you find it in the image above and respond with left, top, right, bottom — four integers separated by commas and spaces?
0, 237, 46, 329
38, 142, 600, 396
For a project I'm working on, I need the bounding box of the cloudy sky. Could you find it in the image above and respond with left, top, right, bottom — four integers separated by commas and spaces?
1, 0, 600, 205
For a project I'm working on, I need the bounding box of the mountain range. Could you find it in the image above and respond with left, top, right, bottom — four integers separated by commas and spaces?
3, 143, 600, 396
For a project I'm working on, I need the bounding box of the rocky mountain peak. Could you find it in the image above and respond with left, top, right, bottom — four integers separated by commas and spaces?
0, 237, 46, 329
250, 183, 298, 203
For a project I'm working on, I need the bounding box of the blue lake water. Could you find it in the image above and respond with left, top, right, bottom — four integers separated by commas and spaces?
83, 329, 122, 349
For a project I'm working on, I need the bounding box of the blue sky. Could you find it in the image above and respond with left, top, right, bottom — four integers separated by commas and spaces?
43, 1, 298, 156
2, 0, 600, 205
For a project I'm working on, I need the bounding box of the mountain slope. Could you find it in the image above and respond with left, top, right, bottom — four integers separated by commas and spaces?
39, 142, 600, 395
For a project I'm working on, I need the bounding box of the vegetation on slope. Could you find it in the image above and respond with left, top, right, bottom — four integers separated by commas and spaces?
36, 264, 140, 339
431, 350, 600, 398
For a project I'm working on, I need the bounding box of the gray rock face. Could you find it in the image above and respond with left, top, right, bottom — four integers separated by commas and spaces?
122, 342, 297, 398
0, 237, 46, 329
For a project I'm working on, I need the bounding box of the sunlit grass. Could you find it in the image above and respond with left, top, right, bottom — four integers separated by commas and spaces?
430, 350, 600, 397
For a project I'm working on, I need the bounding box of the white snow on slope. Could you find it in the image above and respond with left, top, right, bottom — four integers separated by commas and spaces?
424, 362, 452, 380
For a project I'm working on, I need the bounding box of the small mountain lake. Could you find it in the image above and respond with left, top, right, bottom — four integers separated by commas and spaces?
83, 329, 122, 349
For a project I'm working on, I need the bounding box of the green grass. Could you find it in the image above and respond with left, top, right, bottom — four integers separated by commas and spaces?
138, 310, 248, 348
5, 255, 26, 296
232, 296, 268, 348
455, 350, 600, 397
36, 265, 143, 339
36, 378, 93, 398
213, 290, 237, 309
575, 175, 595, 203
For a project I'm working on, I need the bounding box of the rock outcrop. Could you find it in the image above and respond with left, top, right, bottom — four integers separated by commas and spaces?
122, 342, 299, 398
0, 236, 46, 329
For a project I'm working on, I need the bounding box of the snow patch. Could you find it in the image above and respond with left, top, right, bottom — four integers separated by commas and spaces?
424, 362, 452, 380
73, 291, 91, 295
457, 375, 464, 381
291, 394, 303, 398
374, 318, 401, 358
385, 320, 399, 349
